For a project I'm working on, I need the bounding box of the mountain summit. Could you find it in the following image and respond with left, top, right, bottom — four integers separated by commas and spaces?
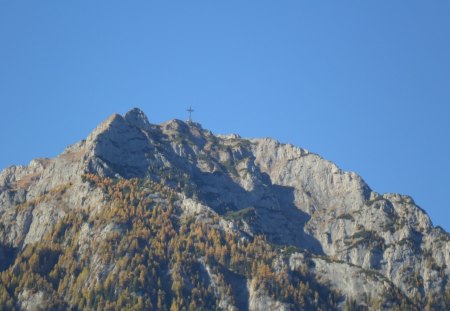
0, 108, 449, 310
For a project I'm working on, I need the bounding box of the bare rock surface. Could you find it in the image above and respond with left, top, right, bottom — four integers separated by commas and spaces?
0, 108, 448, 309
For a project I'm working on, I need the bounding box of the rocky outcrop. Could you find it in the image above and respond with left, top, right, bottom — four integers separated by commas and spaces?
0, 108, 448, 309
250, 138, 449, 301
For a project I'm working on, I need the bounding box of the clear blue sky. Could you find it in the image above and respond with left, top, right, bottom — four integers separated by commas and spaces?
1, 1, 449, 231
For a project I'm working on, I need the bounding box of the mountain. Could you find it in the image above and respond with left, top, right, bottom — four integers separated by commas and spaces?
0, 108, 449, 310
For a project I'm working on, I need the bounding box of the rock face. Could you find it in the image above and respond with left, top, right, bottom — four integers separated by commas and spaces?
0, 108, 449, 310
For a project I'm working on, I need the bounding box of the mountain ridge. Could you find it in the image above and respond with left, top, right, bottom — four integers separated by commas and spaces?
0, 108, 448, 310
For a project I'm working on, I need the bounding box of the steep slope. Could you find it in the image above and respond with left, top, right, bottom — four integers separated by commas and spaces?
0, 108, 448, 310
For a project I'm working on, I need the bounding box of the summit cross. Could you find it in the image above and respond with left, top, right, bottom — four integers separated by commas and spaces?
187, 106, 194, 123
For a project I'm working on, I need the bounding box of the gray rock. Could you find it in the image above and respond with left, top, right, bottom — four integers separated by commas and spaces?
0, 108, 448, 309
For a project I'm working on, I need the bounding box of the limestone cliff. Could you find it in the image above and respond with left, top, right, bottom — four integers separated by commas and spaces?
0, 108, 448, 310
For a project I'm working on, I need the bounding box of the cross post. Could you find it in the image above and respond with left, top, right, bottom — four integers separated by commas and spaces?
187, 106, 194, 123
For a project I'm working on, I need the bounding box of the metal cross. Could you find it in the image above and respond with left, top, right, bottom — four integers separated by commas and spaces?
187, 106, 194, 123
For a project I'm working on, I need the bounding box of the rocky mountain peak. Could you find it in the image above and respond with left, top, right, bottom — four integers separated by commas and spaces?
0, 108, 449, 310
86, 113, 125, 142
124, 107, 152, 131
161, 119, 191, 134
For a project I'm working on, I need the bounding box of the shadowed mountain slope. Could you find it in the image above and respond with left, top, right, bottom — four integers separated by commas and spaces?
0, 108, 448, 310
